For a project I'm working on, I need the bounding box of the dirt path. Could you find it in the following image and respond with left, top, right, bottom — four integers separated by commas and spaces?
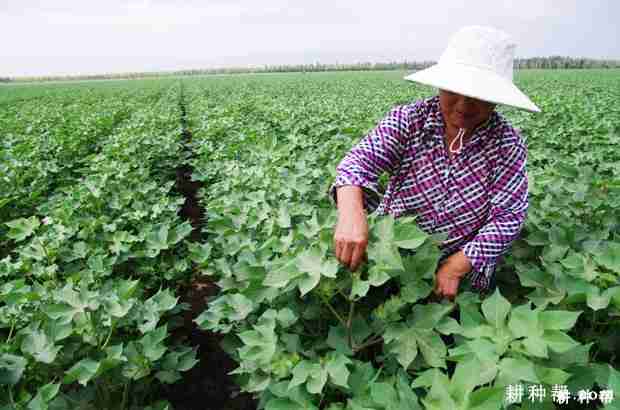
163, 83, 256, 410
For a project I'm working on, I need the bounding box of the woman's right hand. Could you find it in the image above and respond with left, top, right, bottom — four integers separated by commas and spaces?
334, 186, 369, 272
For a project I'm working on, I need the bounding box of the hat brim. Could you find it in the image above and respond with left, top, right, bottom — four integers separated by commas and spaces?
404, 63, 541, 113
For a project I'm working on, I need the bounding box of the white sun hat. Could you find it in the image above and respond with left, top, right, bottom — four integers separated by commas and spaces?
404, 25, 541, 113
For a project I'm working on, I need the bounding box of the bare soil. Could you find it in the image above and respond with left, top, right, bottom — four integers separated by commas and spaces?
162, 92, 257, 410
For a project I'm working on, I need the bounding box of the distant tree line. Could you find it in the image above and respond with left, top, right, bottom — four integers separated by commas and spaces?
6, 56, 620, 83
259, 60, 437, 73
0, 77, 12, 83
515, 56, 620, 69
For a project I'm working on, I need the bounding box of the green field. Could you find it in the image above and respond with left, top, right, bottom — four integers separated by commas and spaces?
2, 70, 620, 409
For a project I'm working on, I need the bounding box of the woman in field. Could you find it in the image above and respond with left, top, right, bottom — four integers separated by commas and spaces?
331, 26, 540, 300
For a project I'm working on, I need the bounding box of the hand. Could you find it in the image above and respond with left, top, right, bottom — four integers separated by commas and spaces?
334, 186, 369, 271
433, 251, 472, 300
434, 269, 463, 301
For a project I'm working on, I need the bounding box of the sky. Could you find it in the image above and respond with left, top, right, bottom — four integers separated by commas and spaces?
1, 0, 619, 77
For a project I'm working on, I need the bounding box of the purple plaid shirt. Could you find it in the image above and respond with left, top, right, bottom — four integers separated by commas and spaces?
330, 95, 528, 291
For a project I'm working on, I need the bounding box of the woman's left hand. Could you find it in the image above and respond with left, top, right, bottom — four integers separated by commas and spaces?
433, 251, 472, 300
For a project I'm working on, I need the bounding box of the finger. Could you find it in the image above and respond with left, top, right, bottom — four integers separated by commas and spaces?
334, 239, 343, 261
340, 242, 354, 269
433, 280, 441, 296
349, 244, 365, 272
444, 279, 460, 300
433, 270, 443, 296
435, 278, 451, 300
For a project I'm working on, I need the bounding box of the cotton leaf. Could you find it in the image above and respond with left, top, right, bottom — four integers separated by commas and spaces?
496, 357, 539, 386
595, 242, 620, 273
350, 277, 370, 299
481, 289, 511, 329
414, 329, 447, 369
0, 354, 27, 385
288, 361, 312, 390
368, 267, 391, 287
386, 328, 418, 370
507, 303, 540, 338
370, 382, 399, 407
28, 383, 60, 410
542, 330, 580, 353
394, 222, 428, 250
586, 287, 611, 311
21, 331, 61, 364
64, 359, 101, 386
539, 310, 581, 330
5, 216, 40, 242
298, 271, 321, 296
325, 353, 352, 388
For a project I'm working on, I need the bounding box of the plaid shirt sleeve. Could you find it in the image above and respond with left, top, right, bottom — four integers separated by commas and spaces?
329, 105, 414, 212
462, 128, 529, 289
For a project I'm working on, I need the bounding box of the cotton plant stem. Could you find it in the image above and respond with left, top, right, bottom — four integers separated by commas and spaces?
6, 322, 15, 344
37, 237, 53, 267
590, 310, 598, 336
347, 300, 355, 350
318, 393, 325, 409
94, 381, 107, 407
121, 381, 130, 410
99, 379, 112, 407
592, 319, 620, 326
101, 320, 116, 349
321, 298, 346, 327
337, 288, 349, 300
353, 336, 383, 353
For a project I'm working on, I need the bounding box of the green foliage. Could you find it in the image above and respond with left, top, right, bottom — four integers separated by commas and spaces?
186, 70, 620, 409
2, 69, 620, 409
0, 81, 195, 409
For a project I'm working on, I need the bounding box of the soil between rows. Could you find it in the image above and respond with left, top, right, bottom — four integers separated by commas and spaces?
163, 88, 257, 410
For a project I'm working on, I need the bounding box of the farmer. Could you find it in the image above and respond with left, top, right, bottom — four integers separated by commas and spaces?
331, 26, 540, 300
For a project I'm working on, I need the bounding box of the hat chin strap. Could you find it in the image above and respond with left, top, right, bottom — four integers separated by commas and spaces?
449, 128, 466, 155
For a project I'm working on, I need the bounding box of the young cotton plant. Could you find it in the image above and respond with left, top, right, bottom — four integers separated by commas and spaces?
196, 214, 450, 408
195, 206, 599, 409
1, 278, 196, 409
0, 85, 197, 410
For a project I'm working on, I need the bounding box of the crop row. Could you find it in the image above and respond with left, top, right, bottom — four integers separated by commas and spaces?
1, 82, 197, 409
0, 83, 167, 257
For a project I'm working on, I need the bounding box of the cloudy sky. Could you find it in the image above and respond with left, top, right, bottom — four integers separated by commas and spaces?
1, 0, 618, 77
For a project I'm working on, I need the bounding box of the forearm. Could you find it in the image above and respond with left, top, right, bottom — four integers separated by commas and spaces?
335, 186, 365, 214
334, 186, 369, 272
